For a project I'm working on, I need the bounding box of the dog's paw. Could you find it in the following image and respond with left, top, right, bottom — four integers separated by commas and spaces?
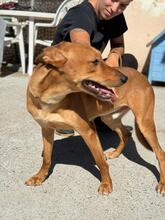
156, 182, 165, 196
98, 182, 113, 195
105, 150, 120, 159
25, 175, 45, 186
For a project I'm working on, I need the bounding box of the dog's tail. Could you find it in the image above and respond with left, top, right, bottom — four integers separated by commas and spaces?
134, 121, 153, 151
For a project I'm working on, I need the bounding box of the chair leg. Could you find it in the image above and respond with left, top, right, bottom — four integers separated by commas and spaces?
34, 26, 38, 44
0, 18, 7, 75
18, 27, 26, 74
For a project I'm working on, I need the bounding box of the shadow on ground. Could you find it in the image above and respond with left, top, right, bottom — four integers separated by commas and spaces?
0, 64, 20, 77
48, 130, 160, 182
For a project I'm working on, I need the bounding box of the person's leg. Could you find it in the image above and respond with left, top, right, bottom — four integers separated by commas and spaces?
94, 117, 112, 132
122, 53, 138, 69
55, 128, 74, 137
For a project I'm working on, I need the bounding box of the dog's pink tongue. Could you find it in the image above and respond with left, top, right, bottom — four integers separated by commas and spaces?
99, 88, 117, 103
100, 88, 111, 94
86, 80, 116, 101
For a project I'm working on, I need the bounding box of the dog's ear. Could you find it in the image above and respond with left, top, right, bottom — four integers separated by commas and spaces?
35, 46, 67, 67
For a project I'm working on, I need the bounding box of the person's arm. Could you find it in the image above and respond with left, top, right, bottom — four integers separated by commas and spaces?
70, 28, 91, 45
105, 35, 125, 67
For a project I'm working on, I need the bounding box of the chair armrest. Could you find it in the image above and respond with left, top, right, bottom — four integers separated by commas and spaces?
34, 20, 55, 28
6, 21, 28, 28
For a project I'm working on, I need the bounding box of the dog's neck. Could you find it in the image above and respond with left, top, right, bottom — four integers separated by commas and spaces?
40, 87, 74, 105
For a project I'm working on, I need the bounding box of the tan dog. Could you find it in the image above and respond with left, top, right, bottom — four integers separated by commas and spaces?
26, 42, 165, 195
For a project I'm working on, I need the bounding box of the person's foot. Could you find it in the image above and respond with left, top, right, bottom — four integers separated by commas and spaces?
55, 129, 74, 138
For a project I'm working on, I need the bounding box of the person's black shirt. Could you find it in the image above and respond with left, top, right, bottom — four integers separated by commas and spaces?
52, 0, 128, 52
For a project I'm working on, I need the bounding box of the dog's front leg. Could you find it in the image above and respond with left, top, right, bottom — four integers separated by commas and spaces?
76, 122, 112, 195
25, 127, 54, 186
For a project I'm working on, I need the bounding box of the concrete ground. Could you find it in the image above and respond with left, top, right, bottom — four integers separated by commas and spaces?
0, 72, 165, 220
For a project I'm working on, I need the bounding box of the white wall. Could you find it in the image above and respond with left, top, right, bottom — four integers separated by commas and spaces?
124, 0, 165, 71
103, 0, 165, 72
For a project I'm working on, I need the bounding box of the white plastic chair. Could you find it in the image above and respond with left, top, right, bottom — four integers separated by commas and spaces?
0, 17, 6, 74
5, 18, 27, 73
0, 17, 27, 74
34, 0, 83, 47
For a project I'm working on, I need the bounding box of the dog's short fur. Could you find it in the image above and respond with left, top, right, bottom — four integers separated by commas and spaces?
26, 42, 165, 195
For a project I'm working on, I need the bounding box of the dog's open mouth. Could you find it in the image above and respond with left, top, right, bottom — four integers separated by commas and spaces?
82, 80, 117, 102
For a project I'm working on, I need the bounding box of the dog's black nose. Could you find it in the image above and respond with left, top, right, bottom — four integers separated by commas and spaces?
120, 75, 128, 84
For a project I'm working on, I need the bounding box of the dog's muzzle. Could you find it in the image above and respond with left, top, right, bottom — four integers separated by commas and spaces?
82, 80, 117, 103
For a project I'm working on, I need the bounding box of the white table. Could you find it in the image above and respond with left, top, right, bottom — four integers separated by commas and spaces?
0, 10, 55, 75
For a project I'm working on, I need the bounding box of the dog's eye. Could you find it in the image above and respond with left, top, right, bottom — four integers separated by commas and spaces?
91, 59, 99, 65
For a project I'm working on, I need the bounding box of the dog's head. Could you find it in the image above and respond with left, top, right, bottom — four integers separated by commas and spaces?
35, 42, 127, 103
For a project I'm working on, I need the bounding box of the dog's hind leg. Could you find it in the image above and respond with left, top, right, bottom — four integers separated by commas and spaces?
131, 86, 165, 195
101, 111, 132, 159
25, 127, 54, 186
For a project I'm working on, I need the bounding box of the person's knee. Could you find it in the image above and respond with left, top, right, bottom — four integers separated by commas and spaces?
122, 53, 138, 69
